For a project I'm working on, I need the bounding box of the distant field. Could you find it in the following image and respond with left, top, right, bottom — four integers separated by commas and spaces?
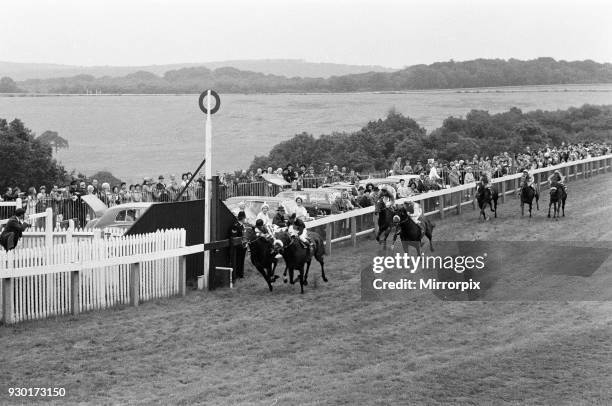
1, 173, 611, 405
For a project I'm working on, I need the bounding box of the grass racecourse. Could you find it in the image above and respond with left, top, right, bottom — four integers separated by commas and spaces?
2, 174, 612, 405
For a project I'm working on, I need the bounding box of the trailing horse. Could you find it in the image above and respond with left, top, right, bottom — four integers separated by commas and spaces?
274, 230, 327, 294
242, 226, 279, 291
520, 181, 539, 217
374, 199, 395, 247
392, 216, 435, 256
548, 182, 567, 219
476, 184, 498, 220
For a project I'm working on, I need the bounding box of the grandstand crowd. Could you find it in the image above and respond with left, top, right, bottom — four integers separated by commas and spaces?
1, 141, 609, 223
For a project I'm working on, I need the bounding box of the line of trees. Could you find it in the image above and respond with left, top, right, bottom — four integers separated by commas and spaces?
250, 104, 612, 172
3, 58, 612, 94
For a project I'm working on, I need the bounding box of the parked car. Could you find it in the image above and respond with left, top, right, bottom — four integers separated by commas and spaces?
224, 196, 299, 224
85, 202, 154, 231
275, 188, 341, 215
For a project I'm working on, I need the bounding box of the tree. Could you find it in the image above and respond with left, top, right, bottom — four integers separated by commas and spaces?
0, 118, 69, 190
0, 77, 21, 93
37, 131, 69, 153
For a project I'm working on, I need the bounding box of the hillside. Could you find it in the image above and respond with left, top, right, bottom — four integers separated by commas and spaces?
2, 58, 612, 94
0, 59, 395, 81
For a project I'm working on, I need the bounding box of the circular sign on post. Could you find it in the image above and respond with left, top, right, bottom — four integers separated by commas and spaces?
199, 90, 221, 114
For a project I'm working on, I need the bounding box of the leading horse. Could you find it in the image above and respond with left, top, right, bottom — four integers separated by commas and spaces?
476, 184, 498, 220
242, 226, 279, 291
548, 182, 567, 219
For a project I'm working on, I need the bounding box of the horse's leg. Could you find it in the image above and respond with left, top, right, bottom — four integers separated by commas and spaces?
426, 230, 434, 252
303, 259, 311, 286
401, 240, 410, 256
562, 199, 566, 217
298, 265, 305, 294
521, 201, 524, 217
548, 201, 552, 218
536, 193, 540, 210
255, 263, 273, 292
313, 251, 327, 282
283, 265, 288, 283
529, 202, 532, 218
289, 267, 295, 284
493, 198, 498, 218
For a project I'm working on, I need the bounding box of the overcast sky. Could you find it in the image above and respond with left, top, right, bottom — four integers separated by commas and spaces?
1, 0, 610, 68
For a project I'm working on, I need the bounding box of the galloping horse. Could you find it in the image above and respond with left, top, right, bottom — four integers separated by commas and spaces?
374, 198, 395, 247
392, 216, 435, 256
548, 182, 567, 219
242, 226, 279, 292
476, 184, 498, 220
274, 230, 327, 294
520, 180, 539, 217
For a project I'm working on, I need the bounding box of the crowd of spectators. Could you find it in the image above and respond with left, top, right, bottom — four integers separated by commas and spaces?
1, 141, 610, 223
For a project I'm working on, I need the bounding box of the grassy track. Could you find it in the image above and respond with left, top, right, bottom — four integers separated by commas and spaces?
1, 174, 612, 405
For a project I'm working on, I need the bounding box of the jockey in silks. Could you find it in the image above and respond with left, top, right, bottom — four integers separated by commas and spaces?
479, 173, 492, 192
518, 169, 537, 196
403, 200, 426, 235
288, 216, 313, 250
378, 184, 397, 208
547, 169, 567, 193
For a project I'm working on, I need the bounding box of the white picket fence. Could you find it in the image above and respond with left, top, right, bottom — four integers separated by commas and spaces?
0, 228, 201, 324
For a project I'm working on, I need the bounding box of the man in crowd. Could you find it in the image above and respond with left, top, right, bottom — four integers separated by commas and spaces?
0, 208, 31, 251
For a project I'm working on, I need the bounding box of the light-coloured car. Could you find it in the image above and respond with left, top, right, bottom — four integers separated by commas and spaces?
275, 188, 340, 215
224, 196, 298, 224
85, 202, 154, 231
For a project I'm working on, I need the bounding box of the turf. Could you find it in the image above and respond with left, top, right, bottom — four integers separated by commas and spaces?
1, 173, 612, 405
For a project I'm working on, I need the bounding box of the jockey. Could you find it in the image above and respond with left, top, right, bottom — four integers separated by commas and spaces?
289, 216, 312, 249
272, 204, 289, 229
519, 169, 537, 194
547, 169, 567, 193
403, 201, 426, 235
378, 184, 396, 208
254, 219, 273, 241
479, 173, 492, 191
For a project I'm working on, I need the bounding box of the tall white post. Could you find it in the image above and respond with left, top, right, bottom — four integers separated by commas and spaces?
44, 208, 53, 247
203, 90, 213, 290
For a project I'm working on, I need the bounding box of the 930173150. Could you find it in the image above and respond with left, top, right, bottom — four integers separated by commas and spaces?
8, 387, 65, 397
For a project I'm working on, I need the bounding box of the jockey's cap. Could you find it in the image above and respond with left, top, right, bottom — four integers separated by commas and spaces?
295, 197, 303, 203
278, 205, 285, 211
273, 239, 283, 248
392, 215, 401, 223
523, 169, 528, 173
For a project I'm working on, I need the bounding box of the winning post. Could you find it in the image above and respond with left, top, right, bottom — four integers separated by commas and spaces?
198, 90, 221, 289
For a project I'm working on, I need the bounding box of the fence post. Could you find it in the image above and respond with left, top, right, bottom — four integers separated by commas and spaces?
44, 208, 53, 247
350, 217, 357, 247
457, 190, 462, 215
325, 223, 332, 255
179, 256, 186, 297
564, 166, 570, 182
2, 278, 14, 324
500, 181, 506, 203
66, 219, 75, 244
438, 195, 445, 219
130, 262, 140, 307
71, 270, 80, 315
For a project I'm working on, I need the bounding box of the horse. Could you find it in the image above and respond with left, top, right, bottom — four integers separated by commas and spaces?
520, 180, 539, 217
274, 230, 327, 294
548, 182, 567, 219
391, 215, 434, 256
242, 226, 279, 291
374, 198, 395, 247
476, 183, 498, 220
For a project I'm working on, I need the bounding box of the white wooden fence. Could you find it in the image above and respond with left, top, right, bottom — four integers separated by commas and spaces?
306, 154, 612, 253
0, 229, 202, 324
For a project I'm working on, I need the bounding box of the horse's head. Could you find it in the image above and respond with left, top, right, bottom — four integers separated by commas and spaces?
241, 226, 255, 248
